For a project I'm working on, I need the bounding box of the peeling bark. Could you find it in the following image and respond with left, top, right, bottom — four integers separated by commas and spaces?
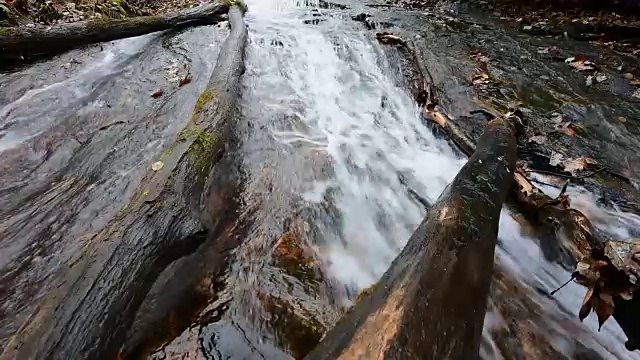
0, 6, 247, 360
0, 2, 230, 60
307, 116, 519, 359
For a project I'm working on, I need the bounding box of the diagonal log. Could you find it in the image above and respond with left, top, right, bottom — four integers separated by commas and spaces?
0, 5, 247, 360
0, 1, 231, 60
307, 116, 520, 359
376, 32, 640, 354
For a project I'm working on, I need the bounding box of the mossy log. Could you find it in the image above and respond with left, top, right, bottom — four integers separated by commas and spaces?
0, 1, 230, 60
307, 116, 519, 359
0, 5, 247, 360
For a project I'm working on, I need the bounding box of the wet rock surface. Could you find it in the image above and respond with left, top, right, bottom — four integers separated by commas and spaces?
1, 0, 640, 359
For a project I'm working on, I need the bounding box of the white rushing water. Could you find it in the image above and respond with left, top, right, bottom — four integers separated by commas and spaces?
242, 0, 640, 358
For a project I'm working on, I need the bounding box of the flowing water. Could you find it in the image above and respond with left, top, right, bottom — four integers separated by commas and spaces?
1, 0, 639, 358
238, 0, 640, 358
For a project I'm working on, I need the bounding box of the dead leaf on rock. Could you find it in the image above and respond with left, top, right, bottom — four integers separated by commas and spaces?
179, 75, 192, 87
595, 73, 607, 83
151, 161, 164, 171
565, 55, 597, 72
376, 32, 405, 46
470, 51, 490, 63
633, 88, 640, 99
623, 73, 634, 80
528, 134, 547, 144
560, 156, 598, 175
151, 88, 164, 98
538, 46, 562, 57
555, 121, 577, 136
472, 73, 490, 84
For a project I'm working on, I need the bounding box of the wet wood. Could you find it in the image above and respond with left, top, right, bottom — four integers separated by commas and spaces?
0, 1, 230, 60
0, 6, 247, 360
307, 116, 520, 359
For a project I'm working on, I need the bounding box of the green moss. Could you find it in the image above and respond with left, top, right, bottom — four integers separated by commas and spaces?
0, 27, 17, 36
355, 282, 378, 303
194, 87, 217, 116
181, 124, 220, 182
159, 142, 177, 161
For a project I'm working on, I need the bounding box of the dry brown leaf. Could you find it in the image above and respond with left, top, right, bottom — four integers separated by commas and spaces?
376, 32, 405, 46
573, 253, 638, 330
560, 156, 598, 175
599, 291, 614, 307
179, 75, 192, 87
151, 88, 164, 98
555, 122, 576, 136
470, 51, 490, 63
472, 72, 490, 85
579, 299, 592, 321
565, 55, 597, 71
431, 111, 448, 128
514, 170, 534, 196
594, 297, 615, 330
582, 285, 595, 307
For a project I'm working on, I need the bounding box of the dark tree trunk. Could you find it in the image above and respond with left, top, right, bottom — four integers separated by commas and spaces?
306, 116, 519, 360
0, 6, 247, 360
0, 2, 229, 60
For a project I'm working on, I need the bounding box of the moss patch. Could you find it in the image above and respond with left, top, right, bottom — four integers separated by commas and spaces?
181, 125, 220, 182
193, 87, 217, 117
355, 282, 378, 304
159, 141, 178, 162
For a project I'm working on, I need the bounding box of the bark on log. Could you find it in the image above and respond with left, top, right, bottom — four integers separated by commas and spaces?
307, 116, 519, 359
0, 5, 247, 360
0, 2, 230, 60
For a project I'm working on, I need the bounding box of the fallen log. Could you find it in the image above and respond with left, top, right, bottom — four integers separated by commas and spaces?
0, 1, 230, 60
307, 115, 520, 359
379, 32, 640, 354
0, 5, 247, 360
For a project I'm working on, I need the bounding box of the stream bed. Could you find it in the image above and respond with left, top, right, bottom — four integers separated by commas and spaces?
1, 0, 640, 358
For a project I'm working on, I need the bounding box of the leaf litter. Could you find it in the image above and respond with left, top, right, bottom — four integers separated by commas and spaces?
565, 55, 597, 72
